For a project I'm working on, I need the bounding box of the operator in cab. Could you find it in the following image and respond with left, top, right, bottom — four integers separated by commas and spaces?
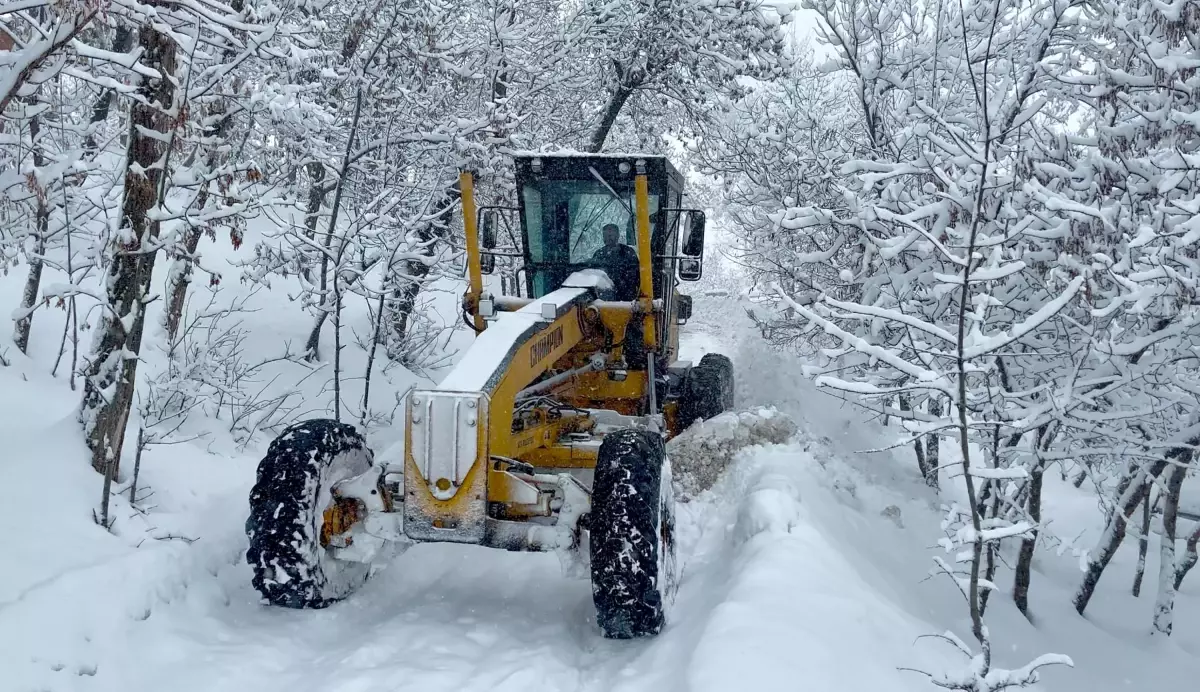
590, 223, 640, 301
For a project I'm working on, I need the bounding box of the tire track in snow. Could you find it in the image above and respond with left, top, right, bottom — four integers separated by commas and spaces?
78, 458, 753, 692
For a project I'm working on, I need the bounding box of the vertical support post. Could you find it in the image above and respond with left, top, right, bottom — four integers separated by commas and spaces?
460, 170, 486, 332
634, 161, 658, 422
633, 162, 656, 349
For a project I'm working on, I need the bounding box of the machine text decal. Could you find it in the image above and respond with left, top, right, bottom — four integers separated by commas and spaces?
530, 326, 564, 367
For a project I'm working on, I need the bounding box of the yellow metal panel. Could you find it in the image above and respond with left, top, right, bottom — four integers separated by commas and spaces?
668, 290, 681, 362
489, 469, 541, 504
486, 309, 589, 458
550, 370, 647, 407
522, 445, 600, 469
663, 399, 683, 439
403, 450, 488, 531
509, 415, 577, 456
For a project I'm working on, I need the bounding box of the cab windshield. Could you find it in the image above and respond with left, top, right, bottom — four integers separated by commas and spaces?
520, 178, 659, 298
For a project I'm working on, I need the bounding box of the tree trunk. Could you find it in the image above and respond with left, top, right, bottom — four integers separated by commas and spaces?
1073, 454, 1173, 614
1014, 459, 1044, 618
163, 124, 232, 341
128, 425, 146, 505
1176, 525, 1200, 591
361, 290, 387, 425
925, 396, 941, 488
84, 26, 133, 153
897, 393, 929, 480
304, 164, 327, 240
304, 83, 366, 362
1132, 483, 1152, 597
163, 229, 202, 341
13, 112, 48, 354
979, 485, 1000, 616
162, 0, 244, 341
79, 22, 176, 476
1153, 460, 1189, 635
384, 270, 421, 359
384, 192, 457, 361
587, 82, 636, 153
297, 164, 329, 287
13, 230, 45, 353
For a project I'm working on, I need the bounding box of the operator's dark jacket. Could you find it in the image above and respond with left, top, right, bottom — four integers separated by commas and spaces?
591, 243, 640, 301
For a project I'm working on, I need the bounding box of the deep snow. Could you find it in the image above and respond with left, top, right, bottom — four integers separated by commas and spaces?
0, 345, 957, 692
1, 237, 1197, 691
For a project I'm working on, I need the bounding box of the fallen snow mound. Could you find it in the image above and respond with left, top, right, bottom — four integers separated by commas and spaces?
668, 406, 798, 498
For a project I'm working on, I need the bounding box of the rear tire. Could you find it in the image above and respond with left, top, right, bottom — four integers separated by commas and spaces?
680, 353, 735, 428
245, 419, 374, 609
589, 428, 679, 638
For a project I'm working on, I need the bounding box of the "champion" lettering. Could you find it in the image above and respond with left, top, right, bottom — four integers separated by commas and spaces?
529, 326, 564, 367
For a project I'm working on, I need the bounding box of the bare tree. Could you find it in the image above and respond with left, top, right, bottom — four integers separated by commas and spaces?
1153, 458, 1191, 635
79, 19, 179, 475
762, 0, 1082, 683
577, 0, 789, 152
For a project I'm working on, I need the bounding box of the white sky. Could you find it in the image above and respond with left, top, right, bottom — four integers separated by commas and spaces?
771, 3, 839, 63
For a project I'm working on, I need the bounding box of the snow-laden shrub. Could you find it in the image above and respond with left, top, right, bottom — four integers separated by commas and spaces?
667, 406, 798, 499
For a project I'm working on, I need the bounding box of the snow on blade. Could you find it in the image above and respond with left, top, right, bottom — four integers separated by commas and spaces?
562, 268, 614, 291
437, 286, 589, 392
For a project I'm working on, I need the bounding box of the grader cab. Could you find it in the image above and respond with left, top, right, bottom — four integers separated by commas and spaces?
245, 153, 736, 639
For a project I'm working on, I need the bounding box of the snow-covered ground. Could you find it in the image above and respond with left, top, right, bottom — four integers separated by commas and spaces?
1, 246, 1197, 690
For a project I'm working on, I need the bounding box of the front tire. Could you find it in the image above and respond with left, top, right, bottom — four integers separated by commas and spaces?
590, 428, 679, 638
680, 353, 735, 428
245, 419, 374, 609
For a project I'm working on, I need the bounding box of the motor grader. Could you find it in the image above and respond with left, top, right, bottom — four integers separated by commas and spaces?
245, 153, 735, 639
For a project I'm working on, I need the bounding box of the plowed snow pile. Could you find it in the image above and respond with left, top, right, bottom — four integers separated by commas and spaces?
668, 406, 797, 498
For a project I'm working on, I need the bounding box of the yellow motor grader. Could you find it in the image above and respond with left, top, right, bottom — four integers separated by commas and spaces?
245, 153, 735, 638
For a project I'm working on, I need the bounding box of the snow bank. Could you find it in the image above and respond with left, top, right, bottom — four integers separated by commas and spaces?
0, 364, 254, 691
667, 406, 798, 498
676, 441, 953, 692
0, 212, 439, 691
698, 293, 1200, 691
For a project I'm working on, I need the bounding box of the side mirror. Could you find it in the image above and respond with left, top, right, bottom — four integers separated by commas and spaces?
481, 210, 497, 250
479, 209, 497, 274
676, 294, 693, 324
682, 210, 705, 257
678, 257, 702, 282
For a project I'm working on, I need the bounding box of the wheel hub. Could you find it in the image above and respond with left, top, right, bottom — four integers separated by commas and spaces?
320, 497, 364, 548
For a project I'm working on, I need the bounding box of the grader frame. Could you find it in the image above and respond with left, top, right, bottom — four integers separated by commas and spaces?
329, 154, 706, 554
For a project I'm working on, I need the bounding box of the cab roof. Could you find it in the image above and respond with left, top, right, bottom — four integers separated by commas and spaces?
510, 151, 685, 188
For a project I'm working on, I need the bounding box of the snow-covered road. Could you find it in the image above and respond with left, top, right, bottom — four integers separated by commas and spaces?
23, 432, 946, 692
1, 295, 953, 692
5, 294, 1198, 692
